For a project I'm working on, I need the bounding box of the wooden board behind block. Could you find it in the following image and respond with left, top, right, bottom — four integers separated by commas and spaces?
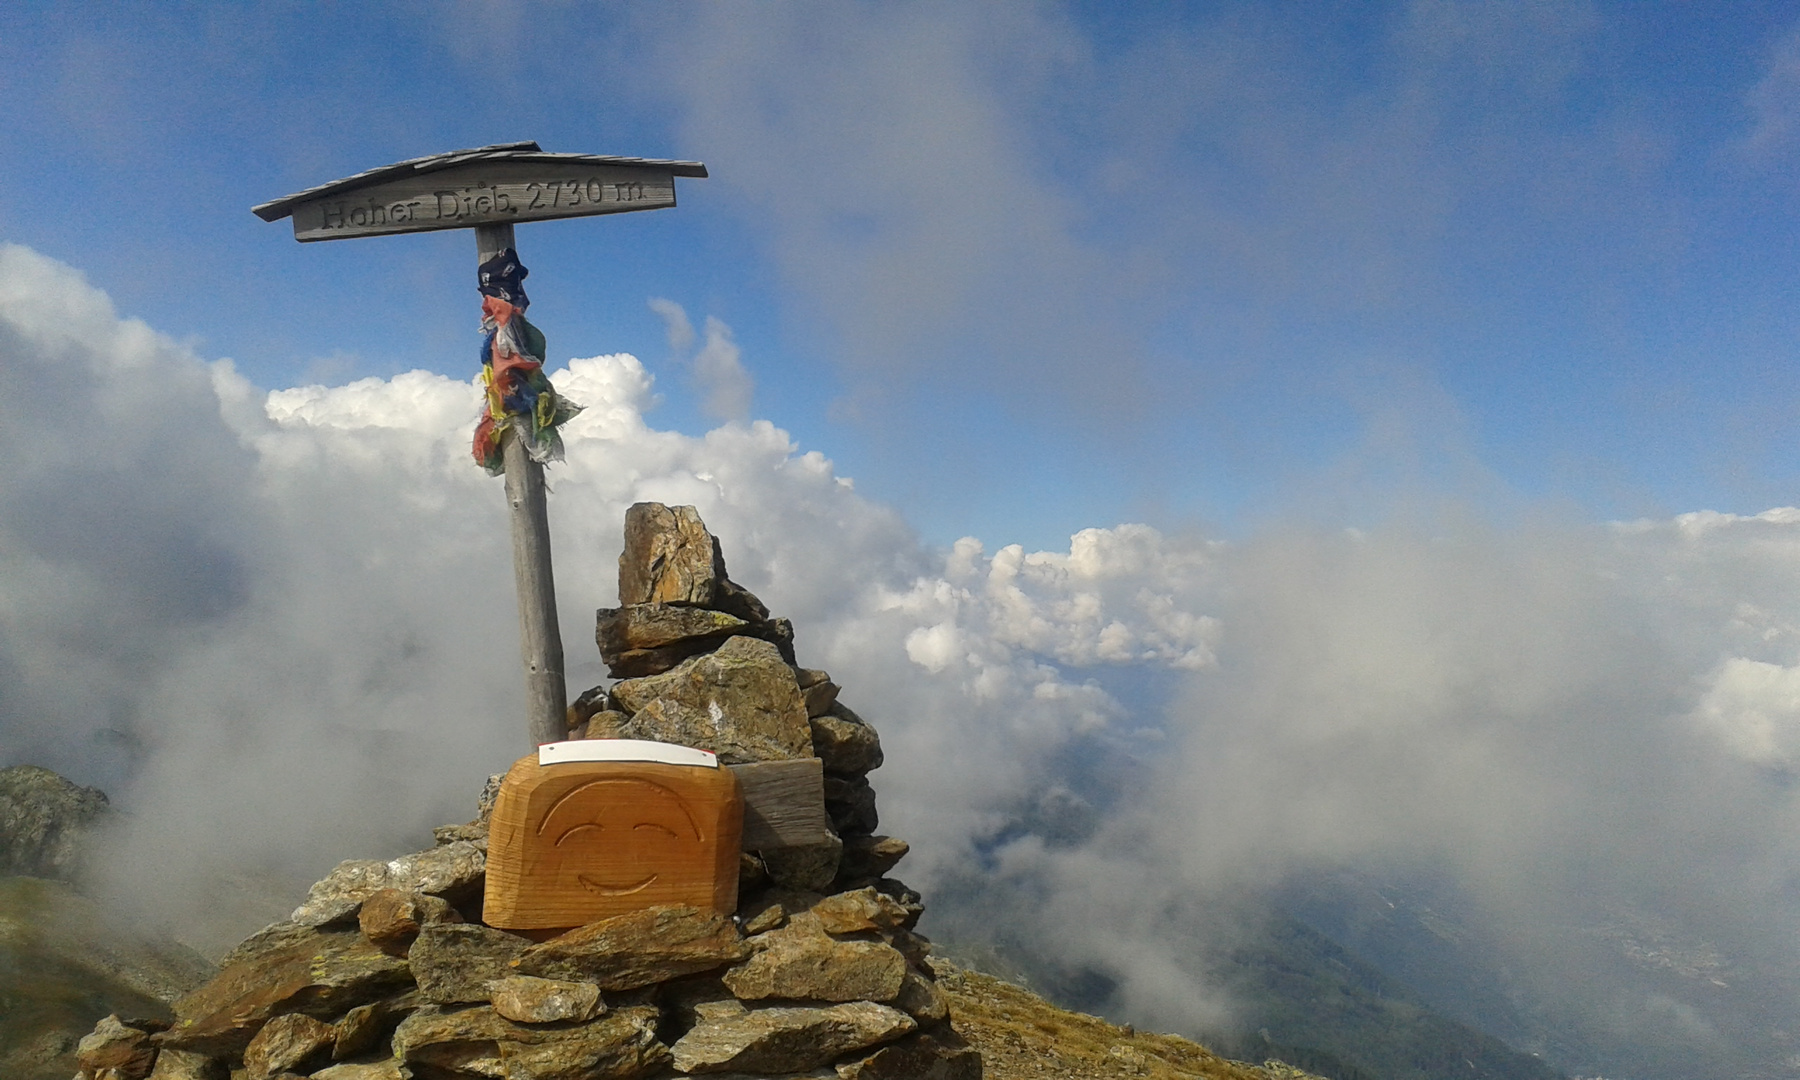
729, 758, 834, 851
483, 753, 742, 932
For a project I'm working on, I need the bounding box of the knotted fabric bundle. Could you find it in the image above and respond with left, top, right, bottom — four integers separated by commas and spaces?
471, 249, 581, 474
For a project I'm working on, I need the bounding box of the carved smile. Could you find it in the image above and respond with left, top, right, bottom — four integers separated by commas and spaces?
577, 872, 657, 896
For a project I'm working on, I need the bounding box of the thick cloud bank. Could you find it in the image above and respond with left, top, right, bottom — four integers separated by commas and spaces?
4, 245, 1799, 1073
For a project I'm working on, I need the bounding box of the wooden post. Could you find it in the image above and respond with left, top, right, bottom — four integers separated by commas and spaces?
479, 223, 568, 747
254, 144, 706, 749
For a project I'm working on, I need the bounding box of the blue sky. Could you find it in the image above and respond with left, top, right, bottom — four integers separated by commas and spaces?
2, 2, 1798, 550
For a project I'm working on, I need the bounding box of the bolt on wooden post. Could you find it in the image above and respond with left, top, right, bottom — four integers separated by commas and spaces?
254, 143, 708, 746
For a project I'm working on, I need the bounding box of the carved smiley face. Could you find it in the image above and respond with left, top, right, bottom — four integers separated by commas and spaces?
483, 756, 743, 931
538, 778, 705, 897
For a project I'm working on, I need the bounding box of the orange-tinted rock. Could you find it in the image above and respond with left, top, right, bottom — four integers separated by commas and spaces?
618, 503, 722, 607
810, 887, 910, 934
358, 888, 460, 956
488, 976, 605, 1024
76, 1015, 157, 1080
158, 929, 410, 1056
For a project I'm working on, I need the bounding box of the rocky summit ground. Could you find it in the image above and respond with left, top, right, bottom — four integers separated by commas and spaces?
936, 961, 1324, 1080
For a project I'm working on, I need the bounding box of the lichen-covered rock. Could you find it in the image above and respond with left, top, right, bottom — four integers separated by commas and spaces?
158, 929, 411, 1056
669, 1001, 915, 1074
392, 1003, 666, 1080
242, 1013, 334, 1079
309, 1060, 402, 1080
358, 888, 460, 956
0, 764, 113, 881
808, 705, 883, 776
409, 923, 531, 1004
488, 975, 605, 1024
722, 913, 907, 1003
289, 841, 487, 927
836, 1030, 983, 1079
608, 636, 812, 763
810, 888, 910, 935
597, 604, 750, 677
328, 992, 417, 1061
511, 905, 747, 990
76, 1014, 157, 1080
759, 835, 842, 893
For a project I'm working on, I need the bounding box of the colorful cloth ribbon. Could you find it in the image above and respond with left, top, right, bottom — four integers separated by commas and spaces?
470, 249, 581, 475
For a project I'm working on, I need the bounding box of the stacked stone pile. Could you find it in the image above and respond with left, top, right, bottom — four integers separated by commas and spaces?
73, 503, 977, 1080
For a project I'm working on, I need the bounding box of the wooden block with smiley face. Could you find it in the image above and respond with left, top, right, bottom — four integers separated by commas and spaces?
482, 745, 743, 932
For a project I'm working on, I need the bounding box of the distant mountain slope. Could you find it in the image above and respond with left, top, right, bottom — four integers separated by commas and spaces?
936, 959, 1331, 1080
930, 885, 1567, 1080
0, 875, 214, 1080
1281, 869, 1800, 1080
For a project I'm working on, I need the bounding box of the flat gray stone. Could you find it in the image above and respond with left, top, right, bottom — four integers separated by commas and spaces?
669, 1002, 914, 1074
722, 913, 907, 1003
290, 841, 486, 926
393, 1003, 666, 1080
511, 905, 748, 991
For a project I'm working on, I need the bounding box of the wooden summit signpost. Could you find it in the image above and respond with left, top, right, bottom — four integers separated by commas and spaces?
254, 142, 708, 747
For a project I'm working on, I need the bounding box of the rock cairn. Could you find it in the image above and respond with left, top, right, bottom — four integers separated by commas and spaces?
75, 503, 977, 1080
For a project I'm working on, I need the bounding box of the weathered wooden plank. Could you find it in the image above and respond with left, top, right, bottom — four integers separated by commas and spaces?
290, 160, 677, 241
487, 224, 567, 748
729, 759, 833, 851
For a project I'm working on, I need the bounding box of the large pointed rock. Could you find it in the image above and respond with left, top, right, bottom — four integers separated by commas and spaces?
158, 929, 410, 1056
619, 503, 722, 607
392, 1004, 667, 1080
669, 1002, 915, 1074
510, 905, 747, 990
617, 502, 775, 626
609, 636, 811, 763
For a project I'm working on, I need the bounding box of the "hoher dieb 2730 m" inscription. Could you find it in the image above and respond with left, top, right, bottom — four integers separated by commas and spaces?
290, 161, 676, 241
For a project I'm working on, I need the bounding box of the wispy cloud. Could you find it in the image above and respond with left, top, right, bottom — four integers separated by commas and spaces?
6, 245, 1800, 1072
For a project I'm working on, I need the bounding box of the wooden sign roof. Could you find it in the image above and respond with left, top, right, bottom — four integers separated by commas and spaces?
252, 141, 709, 242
